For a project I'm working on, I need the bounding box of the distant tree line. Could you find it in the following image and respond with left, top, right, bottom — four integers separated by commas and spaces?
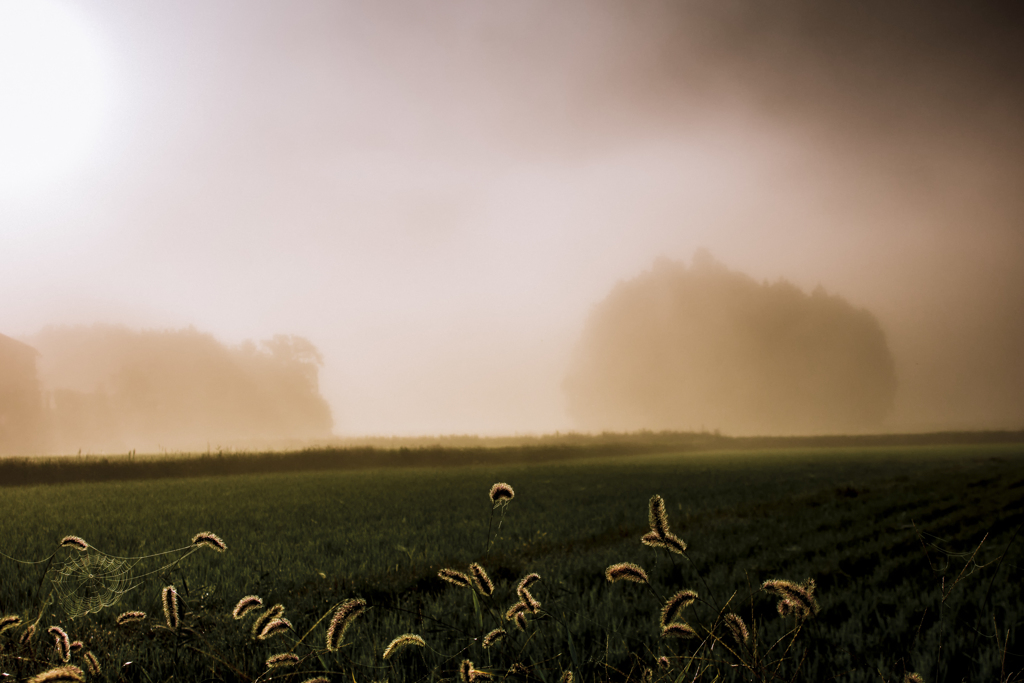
0, 326, 333, 455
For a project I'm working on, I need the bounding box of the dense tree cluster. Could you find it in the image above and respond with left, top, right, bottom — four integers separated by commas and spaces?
0, 333, 46, 455
0, 325, 333, 455
564, 254, 897, 435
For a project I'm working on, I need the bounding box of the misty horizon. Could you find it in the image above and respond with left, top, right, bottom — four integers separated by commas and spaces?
2, 1, 1022, 442
2, 248, 1018, 453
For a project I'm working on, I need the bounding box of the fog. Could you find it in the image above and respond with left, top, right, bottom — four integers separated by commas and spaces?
0, 326, 331, 454
566, 253, 897, 435
1, 1, 1022, 446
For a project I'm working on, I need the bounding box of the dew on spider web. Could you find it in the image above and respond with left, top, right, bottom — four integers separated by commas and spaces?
50, 551, 136, 618
41, 535, 217, 618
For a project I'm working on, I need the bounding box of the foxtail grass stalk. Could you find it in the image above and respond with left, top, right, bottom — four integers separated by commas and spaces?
116, 611, 146, 625
82, 652, 100, 677
190, 532, 227, 552
660, 590, 698, 628
326, 599, 366, 651
27, 666, 84, 683
251, 604, 285, 638
257, 618, 292, 641
604, 562, 648, 584
484, 483, 514, 555
482, 628, 506, 649
265, 652, 300, 668
469, 563, 494, 596
47, 625, 71, 663
439, 568, 473, 588
648, 495, 669, 538
161, 586, 180, 630
231, 595, 262, 620
382, 633, 425, 659
58, 537, 87, 552
723, 613, 749, 645
761, 579, 819, 618
661, 623, 697, 639
0, 615, 21, 635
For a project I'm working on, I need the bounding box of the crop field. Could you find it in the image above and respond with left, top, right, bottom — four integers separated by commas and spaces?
1, 444, 1022, 683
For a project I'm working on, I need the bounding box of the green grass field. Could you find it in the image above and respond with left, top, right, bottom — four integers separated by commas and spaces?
1, 444, 1022, 683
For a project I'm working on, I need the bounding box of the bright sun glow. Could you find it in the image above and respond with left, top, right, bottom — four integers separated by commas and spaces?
0, 0, 111, 196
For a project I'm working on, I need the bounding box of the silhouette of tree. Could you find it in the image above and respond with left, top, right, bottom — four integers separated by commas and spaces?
564, 254, 897, 435
0, 333, 46, 454
29, 325, 333, 453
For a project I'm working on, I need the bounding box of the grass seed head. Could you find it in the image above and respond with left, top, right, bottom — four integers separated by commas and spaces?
660, 589, 698, 627
519, 587, 541, 613
438, 568, 473, 588
300, 679, 331, 683
266, 652, 300, 668
641, 531, 668, 549
723, 613, 749, 645
489, 483, 514, 505
514, 612, 528, 631
482, 628, 506, 649
47, 626, 70, 663
904, 674, 924, 683
0, 615, 21, 635
83, 652, 100, 677
505, 601, 529, 621
232, 595, 263, 620
115, 611, 146, 626
560, 671, 573, 683
251, 604, 285, 638
605, 562, 648, 584
460, 659, 491, 682
191, 531, 227, 552
761, 578, 819, 618
662, 532, 687, 554
517, 573, 542, 611
469, 563, 494, 596
161, 586, 180, 630
657, 656, 670, 669
68, 640, 83, 653
382, 633, 425, 659
517, 572, 541, 594
59, 536, 88, 552
258, 618, 293, 641
661, 622, 697, 639
326, 599, 366, 651
20, 624, 36, 644
648, 495, 669, 537
28, 665, 84, 683
332, 598, 365, 622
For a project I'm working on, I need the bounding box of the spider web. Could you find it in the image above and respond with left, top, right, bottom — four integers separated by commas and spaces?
50, 551, 137, 618
1, 534, 217, 620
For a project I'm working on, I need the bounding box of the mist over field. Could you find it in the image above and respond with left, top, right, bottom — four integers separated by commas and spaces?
1, 1, 1023, 448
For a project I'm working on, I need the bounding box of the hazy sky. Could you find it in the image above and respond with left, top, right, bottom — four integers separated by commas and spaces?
2, 1, 1022, 436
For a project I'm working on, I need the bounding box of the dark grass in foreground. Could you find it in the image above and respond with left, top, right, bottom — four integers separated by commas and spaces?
2, 430, 1022, 487
0, 445, 1022, 682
